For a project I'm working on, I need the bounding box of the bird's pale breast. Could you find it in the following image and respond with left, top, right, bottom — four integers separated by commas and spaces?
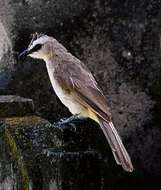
46, 65, 84, 114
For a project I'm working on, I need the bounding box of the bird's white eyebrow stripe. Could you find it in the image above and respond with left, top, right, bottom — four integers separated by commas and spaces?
28, 36, 49, 51
33, 36, 49, 46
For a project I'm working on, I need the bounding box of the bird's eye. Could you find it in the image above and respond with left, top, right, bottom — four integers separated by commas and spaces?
30, 44, 42, 53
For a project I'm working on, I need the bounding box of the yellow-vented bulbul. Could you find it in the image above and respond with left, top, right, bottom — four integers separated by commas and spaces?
19, 33, 133, 172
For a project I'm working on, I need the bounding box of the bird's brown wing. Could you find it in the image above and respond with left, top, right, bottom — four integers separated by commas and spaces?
54, 60, 112, 121
54, 60, 134, 172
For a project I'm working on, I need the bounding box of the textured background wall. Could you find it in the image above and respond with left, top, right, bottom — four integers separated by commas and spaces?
0, 0, 161, 189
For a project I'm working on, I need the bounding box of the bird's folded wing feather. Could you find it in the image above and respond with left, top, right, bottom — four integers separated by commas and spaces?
54, 60, 133, 173
54, 60, 112, 121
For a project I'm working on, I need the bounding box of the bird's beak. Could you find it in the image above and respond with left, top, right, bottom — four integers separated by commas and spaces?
18, 49, 30, 59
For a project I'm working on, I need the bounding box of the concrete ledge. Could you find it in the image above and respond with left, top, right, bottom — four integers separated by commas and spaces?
0, 95, 34, 117
0, 96, 101, 190
0, 116, 101, 190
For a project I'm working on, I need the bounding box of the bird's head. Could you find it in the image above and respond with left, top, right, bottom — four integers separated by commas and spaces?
19, 33, 56, 61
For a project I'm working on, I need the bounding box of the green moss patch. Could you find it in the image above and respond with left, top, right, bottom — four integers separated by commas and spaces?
4, 127, 29, 190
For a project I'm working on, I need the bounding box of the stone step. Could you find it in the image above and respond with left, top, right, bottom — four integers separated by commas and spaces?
0, 96, 102, 190
0, 95, 34, 117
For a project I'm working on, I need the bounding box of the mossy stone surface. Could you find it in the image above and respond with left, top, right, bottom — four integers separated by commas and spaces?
0, 115, 102, 190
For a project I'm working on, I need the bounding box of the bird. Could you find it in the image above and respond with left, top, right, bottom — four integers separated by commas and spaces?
19, 33, 133, 172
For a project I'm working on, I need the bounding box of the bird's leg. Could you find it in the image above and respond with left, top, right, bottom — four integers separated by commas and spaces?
58, 114, 88, 126
60, 114, 79, 124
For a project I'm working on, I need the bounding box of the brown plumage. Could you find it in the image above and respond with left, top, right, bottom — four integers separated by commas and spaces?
54, 58, 133, 172
19, 33, 134, 172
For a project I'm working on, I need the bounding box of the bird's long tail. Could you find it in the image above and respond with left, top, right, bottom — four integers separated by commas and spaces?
98, 117, 133, 172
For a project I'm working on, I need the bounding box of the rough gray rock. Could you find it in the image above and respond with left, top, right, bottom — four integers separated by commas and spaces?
0, 96, 101, 190
0, 95, 34, 117
0, 22, 14, 90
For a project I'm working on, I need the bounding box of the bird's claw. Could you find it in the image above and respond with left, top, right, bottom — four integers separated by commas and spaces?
57, 114, 87, 127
